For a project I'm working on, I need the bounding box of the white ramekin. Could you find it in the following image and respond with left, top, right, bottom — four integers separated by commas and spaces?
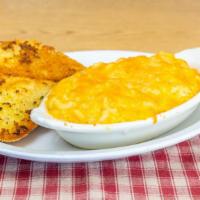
31, 92, 200, 149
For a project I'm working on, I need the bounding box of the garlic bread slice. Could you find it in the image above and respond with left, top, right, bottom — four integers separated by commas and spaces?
0, 74, 54, 142
0, 40, 84, 81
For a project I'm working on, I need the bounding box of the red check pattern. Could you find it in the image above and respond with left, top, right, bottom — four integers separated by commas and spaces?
0, 135, 200, 199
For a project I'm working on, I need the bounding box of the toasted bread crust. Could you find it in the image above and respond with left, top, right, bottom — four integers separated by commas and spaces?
0, 40, 84, 81
0, 118, 37, 142
0, 74, 54, 142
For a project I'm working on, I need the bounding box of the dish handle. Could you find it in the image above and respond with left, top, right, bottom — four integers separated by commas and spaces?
176, 48, 200, 69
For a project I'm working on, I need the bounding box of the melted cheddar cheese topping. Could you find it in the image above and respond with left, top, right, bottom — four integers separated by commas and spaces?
46, 52, 200, 124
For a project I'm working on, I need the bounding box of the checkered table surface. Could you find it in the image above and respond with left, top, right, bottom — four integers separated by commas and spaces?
0, 135, 200, 199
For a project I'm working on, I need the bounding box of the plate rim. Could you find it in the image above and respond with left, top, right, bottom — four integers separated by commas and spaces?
0, 124, 200, 163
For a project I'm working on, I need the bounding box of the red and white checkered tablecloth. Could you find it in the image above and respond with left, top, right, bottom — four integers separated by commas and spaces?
0, 135, 200, 200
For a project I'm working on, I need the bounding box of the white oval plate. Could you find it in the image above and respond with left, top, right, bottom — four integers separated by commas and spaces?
1, 49, 200, 163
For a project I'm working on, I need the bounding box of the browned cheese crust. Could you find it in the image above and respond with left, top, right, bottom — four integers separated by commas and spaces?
0, 40, 84, 81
